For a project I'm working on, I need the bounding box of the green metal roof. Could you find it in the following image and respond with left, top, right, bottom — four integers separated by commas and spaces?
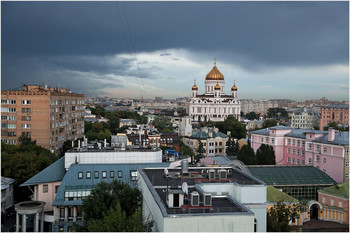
267, 186, 298, 203
20, 157, 65, 186
318, 181, 349, 198
248, 165, 336, 186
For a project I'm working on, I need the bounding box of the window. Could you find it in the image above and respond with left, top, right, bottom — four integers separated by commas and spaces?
292, 149, 295, 155
297, 140, 300, 146
297, 159, 300, 165
261, 137, 263, 142
1, 99, 7, 104
265, 137, 268, 143
8, 115, 16, 121
9, 100, 16, 105
301, 160, 305, 164
308, 158, 312, 164
110, 171, 115, 178
118, 170, 123, 178
292, 139, 295, 145
43, 184, 48, 193
8, 124, 16, 129
316, 156, 320, 163
316, 145, 320, 151
271, 138, 275, 144
21, 124, 31, 129
339, 201, 343, 208
292, 158, 295, 164
86, 171, 91, 179
302, 150, 305, 156
21, 116, 31, 121
94, 171, 99, 179
322, 197, 326, 203
302, 141, 305, 147
287, 157, 290, 163
323, 147, 327, 153
60, 208, 65, 219
1, 123, 7, 129
308, 144, 312, 150
346, 162, 349, 167
1, 107, 8, 113
323, 158, 327, 164
8, 132, 16, 137
8, 108, 16, 112
297, 150, 300, 156
22, 100, 31, 105
330, 199, 334, 206
55, 185, 60, 193
287, 139, 291, 145
78, 172, 83, 179
130, 170, 137, 181
102, 171, 107, 178
287, 148, 291, 154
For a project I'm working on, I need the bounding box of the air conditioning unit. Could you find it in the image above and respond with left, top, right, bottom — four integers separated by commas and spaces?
204, 193, 212, 207
191, 191, 199, 206
219, 169, 227, 180
209, 169, 215, 180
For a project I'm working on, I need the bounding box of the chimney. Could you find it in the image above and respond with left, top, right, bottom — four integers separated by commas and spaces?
328, 127, 335, 142
104, 139, 107, 147
78, 140, 81, 149
72, 141, 74, 148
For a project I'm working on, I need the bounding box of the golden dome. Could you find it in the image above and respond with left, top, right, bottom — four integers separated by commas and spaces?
192, 84, 198, 90
205, 59, 224, 80
231, 80, 238, 91
214, 83, 221, 90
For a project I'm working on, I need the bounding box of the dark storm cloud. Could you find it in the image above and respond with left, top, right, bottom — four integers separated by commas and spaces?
2, 1, 348, 66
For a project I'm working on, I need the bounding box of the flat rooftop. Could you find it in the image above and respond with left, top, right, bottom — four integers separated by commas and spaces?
140, 166, 263, 216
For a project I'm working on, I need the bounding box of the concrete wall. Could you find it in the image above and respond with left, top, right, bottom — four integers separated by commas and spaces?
65, 150, 162, 169
163, 214, 254, 232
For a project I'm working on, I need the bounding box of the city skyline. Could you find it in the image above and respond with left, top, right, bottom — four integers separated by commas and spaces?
2, 1, 349, 101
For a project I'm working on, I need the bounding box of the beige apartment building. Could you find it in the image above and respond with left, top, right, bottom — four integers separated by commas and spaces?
1, 85, 84, 153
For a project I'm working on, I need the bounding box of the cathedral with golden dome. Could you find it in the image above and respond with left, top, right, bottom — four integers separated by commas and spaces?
188, 59, 241, 122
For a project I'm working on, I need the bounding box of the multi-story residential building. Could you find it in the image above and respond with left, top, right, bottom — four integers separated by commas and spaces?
139, 164, 267, 232
118, 118, 136, 128
250, 126, 349, 183
290, 108, 320, 129
183, 127, 228, 157
1, 176, 15, 213
1, 85, 84, 152
319, 104, 349, 130
188, 59, 241, 122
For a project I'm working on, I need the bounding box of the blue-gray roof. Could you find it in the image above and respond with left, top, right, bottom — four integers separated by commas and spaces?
314, 132, 349, 146
190, 131, 228, 139
52, 162, 169, 206
20, 157, 66, 186
269, 125, 292, 130
322, 104, 349, 109
251, 128, 269, 135
285, 129, 326, 139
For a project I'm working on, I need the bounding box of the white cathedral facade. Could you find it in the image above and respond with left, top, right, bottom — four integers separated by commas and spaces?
188, 60, 241, 122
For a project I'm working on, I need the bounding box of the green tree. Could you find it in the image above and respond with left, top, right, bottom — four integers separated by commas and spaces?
18, 135, 36, 146
75, 180, 153, 232
179, 142, 195, 163
151, 115, 173, 133
267, 108, 288, 119
237, 144, 257, 165
215, 115, 246, 139
226, 137, 239, 157
1, 141, 57, 202
245, 112, 259, 120
263, 119, 278, 128
323, 121, 349, 132
267, 201, 302, 232
196, 139, 205, 162
256, 144, 276, 165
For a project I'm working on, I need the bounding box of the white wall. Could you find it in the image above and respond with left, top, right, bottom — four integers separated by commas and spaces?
65, 150, 162, 169
163, 214, 254, 232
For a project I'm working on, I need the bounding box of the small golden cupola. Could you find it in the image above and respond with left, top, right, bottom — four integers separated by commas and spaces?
205, 58, 224, 80
192, 80, 198, 90
214, 82, 221, 90
231, 80, 238, 91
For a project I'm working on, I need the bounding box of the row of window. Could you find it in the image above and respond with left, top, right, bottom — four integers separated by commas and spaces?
287, 138, 305, 147
287, 148, 305, 156
77, 170, 138, 181
50, 100, 84, 105
287, 157, 305, 165
1, 116, 31, 121
1, 139, 17, 144
1, 100, 31, 105
260, 137, 275, 144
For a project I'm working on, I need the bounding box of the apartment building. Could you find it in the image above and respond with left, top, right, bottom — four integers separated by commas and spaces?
251, 126, 349, 183
1, 85, 84, 152
319, 104, 349, 130
290, 108, 319, 129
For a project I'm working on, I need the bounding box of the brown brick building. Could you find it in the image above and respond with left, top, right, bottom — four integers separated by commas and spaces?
1, 85, 85, 152
319, 104, 349, 130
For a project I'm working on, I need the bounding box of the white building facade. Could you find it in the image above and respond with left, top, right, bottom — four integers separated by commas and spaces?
188, 60, 241, 122
290, 108, 320, 129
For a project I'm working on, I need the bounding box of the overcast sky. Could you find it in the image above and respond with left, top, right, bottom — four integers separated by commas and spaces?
2, 1, 349, 100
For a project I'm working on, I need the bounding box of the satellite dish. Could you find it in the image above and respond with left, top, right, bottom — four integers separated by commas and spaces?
164, 168, 168, 176
182, 182, 188, 195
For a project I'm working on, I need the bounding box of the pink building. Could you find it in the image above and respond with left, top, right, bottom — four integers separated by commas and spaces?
251, 126, 349, 183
